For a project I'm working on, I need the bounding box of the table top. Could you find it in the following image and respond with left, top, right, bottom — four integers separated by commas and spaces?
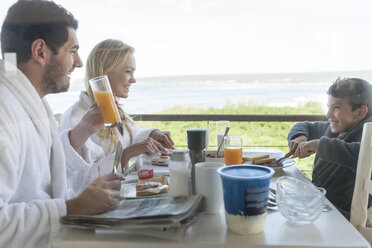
52, 149, 371, 248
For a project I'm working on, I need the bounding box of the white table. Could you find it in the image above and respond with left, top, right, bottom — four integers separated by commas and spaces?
52, 150, 371, 248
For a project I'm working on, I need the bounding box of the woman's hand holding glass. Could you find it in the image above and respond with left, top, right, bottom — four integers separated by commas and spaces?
69, 103, 105, 153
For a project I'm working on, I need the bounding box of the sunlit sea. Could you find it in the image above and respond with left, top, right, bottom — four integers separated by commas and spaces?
45, 71, 372, 115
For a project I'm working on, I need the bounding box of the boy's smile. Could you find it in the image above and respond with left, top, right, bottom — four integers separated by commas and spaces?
326, 96, 361, 134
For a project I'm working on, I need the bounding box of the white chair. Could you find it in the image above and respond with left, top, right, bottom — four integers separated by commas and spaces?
351, 122, 372, 244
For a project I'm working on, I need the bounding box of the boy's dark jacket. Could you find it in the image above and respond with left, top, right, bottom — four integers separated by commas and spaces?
288, 116, 372, 219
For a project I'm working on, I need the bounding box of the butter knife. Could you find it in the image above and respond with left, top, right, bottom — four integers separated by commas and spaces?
113, 141, 122, 173
115, 122, 125, 174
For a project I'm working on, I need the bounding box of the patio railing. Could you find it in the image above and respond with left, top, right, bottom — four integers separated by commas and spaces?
129, 114, 327, 122
127, 114, 326, 149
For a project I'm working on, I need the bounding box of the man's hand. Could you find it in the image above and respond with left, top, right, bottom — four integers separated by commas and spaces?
149, 130, 175, 150
66, 173, 124, 216
286, 135, 308, 157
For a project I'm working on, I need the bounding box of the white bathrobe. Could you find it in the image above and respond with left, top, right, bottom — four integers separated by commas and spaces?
59, 91, 157, 195
0, 61, 72, 248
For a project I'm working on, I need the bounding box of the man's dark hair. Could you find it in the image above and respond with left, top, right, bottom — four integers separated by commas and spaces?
327, 77, 372, 117
1, 0, 78, 65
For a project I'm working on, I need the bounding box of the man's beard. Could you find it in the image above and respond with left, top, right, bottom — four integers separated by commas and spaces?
41, 56, 70, 94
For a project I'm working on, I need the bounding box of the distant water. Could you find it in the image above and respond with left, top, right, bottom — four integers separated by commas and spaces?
45, 71, 372, 115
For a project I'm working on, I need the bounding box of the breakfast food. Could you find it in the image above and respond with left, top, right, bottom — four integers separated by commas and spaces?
205, 153, 223, 158
137, 168, 154, 180
136, 182, 162, 191
136, 175, 169, 196
152, 155, 170, 166
243, 153, 270, 162
253, 157, 276, 165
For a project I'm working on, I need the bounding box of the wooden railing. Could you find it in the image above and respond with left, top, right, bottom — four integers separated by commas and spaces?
129, 114, 327, 122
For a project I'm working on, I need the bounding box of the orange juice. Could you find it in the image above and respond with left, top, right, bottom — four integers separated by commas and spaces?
93, 91, 119, 124
224, 147, 243, 165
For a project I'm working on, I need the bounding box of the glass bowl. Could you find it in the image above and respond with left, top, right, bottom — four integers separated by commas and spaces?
276, 176, 324, 225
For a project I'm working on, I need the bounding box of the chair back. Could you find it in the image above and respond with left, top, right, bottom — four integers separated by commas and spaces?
351, 122, 372, 244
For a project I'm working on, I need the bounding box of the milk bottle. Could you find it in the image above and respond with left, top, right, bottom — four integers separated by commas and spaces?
169, 149, 192, 197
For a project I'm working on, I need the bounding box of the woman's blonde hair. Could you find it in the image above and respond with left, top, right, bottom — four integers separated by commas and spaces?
85, 39, 135, 152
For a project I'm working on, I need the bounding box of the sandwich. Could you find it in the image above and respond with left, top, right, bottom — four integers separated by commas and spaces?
252, 157, 276, 165
136, 175, 169, 196
151, 155, 170, 166
243, 153, 270, 162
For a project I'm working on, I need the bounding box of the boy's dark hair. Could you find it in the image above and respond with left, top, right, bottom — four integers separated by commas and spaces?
327, 78, 372, 117
1, 0, 78, 65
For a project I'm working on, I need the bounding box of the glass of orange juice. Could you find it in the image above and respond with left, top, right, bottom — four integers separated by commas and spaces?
89, 75, 120, 127
224, 136, 243, 166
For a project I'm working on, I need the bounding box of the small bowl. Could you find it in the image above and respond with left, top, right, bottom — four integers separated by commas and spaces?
276, 176, 324, 225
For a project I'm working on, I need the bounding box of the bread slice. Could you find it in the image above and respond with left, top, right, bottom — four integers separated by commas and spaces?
253, 157, 276, 165
136, 176, 169, 196
244, 153, 270, 162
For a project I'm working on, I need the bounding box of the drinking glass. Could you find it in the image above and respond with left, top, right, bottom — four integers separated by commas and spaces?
224, 136, 243, 165
216, 120, 229, 150
89, 75, 120, 127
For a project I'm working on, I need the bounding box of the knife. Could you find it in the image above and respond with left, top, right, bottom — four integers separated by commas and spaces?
113, 141, 122, 173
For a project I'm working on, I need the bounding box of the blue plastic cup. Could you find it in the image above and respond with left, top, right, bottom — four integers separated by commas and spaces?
218, 165, 274, 234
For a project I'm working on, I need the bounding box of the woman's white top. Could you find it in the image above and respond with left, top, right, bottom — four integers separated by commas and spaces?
59, 91, 157, 195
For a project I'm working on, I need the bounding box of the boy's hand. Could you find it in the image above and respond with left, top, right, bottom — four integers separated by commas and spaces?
286, 135, 308, 157
291, 139, 319, 159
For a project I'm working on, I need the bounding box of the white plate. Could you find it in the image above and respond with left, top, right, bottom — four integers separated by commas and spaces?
120, 182, 169, 199
244, 157, 295, 170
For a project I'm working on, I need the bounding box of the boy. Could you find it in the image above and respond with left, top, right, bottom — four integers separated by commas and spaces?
287, 78, 372, 219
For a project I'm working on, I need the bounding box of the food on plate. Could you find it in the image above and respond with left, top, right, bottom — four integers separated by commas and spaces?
136, 176, 169, 196
161, 151, 172, 156
252, 157, 276, 165
137, 168, 154, 180
243, 153, 270, 162
136, 182, 161, 191
206, 153, 224, 158
152, 155, 170, 166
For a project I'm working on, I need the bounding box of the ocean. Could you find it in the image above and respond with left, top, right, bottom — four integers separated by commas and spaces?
45, 71, 372, 115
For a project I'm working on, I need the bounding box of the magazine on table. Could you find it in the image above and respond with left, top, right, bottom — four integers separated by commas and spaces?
60, 194, 205, 230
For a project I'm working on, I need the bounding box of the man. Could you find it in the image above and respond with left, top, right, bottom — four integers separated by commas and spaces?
0, 1, 123, 247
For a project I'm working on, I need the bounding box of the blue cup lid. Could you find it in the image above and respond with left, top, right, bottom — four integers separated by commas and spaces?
218, 165, 274, 181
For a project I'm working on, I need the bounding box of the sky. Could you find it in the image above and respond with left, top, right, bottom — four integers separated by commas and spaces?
1, 0, 372, 79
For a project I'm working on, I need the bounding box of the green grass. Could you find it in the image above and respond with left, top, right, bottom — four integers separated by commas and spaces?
135, 101, 324, 180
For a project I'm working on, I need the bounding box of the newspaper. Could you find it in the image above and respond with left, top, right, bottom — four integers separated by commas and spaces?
60, 194, 205, 230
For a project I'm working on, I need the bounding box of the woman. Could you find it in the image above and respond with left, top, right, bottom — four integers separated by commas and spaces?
59, 39, 174, 194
